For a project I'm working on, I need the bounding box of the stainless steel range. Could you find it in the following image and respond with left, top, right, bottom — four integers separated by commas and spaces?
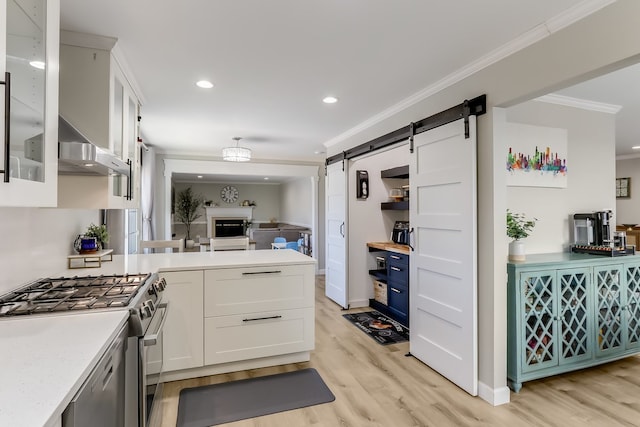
0, 273, 168, 427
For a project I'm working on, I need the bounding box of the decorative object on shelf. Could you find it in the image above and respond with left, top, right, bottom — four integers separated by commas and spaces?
75, 223, 109, 253
622, 223, 637, 231
222, 137, 251, 162
175, 187, 204, 247
616, 177, 631, 198
221, 185, 239, 203
507, 210, 537, 262
356, 170, 369, 200
389, 188, 403, 201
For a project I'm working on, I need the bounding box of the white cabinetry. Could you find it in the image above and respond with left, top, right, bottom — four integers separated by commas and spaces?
57, 31, 141, 209
160, 270, 204, 372
0, 0, 59, 207
160, 261, 315, 382
203, 265, 315, 365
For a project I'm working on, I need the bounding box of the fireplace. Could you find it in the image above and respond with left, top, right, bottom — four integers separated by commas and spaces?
214, 218, 246, 238
205, 207, 254, 238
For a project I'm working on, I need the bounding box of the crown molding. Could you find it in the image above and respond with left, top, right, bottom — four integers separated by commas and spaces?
324, 0, 616, 149
535, 94, 622, 114
616, 153, 640, 161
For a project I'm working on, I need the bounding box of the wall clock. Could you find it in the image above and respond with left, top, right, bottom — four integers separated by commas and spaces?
221, 185, 239, 203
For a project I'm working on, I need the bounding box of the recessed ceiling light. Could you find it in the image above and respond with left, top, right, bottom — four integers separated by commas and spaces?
264, 177, 269, 180
196, 80, 214, 89
322, 96, 338, 104
633, 146, 640, 150
314, 150, 325, 155
29, 61, 45, 70
197, 175, 203, 179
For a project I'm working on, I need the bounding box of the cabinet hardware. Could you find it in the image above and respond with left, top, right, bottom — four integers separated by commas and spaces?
391, 266, 402, 272
243, 315, 282, 322
242, 270, 282, 275
390, 255, 400, 260
390, 287, 401, 293
0, 72, 10, 183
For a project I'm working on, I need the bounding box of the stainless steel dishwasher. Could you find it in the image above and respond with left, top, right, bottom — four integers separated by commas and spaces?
62, 323, 128, 427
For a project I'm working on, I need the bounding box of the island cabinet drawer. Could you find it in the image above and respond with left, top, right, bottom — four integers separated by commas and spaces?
204, 264, 314, 317
203, 307, 314, 365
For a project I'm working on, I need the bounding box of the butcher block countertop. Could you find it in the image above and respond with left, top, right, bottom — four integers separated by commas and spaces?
0, 249, 315, 427
367, 241, 411, 255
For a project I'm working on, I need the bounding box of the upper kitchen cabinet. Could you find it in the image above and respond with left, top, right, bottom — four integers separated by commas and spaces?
0, 0, 60, 207
57, 31, 142, 209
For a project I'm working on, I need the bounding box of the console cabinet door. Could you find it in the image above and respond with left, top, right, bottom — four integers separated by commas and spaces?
160, 270, 204, 372
520, 270, 558, 373
557, 268, 592, 365
594, 264, 624, 357
624, 263, 640, 351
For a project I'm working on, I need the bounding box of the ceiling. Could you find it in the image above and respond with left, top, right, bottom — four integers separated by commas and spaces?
58, 0, 613, 165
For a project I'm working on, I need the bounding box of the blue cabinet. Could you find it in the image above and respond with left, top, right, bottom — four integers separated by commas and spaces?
508, 253, 640, 392
367, 247, 409, 327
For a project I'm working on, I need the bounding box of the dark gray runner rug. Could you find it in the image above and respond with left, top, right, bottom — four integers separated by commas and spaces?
176, 368, 335, 427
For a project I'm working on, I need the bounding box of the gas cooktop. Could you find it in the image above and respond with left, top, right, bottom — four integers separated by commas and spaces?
0, 274, 152, 317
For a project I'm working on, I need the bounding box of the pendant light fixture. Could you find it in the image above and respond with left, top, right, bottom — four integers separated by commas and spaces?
222, 137, 251, 162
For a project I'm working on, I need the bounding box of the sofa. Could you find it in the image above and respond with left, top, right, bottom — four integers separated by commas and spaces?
250, 223, 311, 250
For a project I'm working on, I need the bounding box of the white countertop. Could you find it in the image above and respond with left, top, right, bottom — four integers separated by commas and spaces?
1, 249, 315, 427
0, 310, 129, 427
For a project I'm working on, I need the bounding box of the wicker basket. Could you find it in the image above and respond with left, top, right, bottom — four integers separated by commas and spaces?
373, 280, 388, 305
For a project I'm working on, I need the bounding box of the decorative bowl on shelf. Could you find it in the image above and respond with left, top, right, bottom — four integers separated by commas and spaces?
622, 224, 638, 230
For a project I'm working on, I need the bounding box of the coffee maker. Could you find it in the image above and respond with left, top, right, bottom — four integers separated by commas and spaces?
573, 211, 613, 246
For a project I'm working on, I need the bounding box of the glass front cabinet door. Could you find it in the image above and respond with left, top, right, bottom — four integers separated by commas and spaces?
0, 0, 59, 206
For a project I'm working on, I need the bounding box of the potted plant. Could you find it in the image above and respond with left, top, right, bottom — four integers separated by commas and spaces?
85, 223, 109, 250
506, 210, 537, 261
175, 187, 204, 248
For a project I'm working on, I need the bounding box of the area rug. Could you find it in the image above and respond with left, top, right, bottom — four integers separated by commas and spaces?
342, 311, 409, 345
176, 368, 335, 427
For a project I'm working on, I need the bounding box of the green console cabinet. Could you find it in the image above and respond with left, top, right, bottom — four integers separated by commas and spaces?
507, 253, 640, 392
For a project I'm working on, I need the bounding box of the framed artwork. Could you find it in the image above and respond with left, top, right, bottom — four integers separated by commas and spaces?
356, 170, 369, 199
616, 177, 631, 198
506, 123, 568, 188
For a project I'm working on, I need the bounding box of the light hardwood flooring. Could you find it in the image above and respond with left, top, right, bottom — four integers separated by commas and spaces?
157, 276, 640, 427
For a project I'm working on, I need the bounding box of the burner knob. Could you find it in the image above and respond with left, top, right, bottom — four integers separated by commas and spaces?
147, 284, 157, 296
140, 300, 155, 319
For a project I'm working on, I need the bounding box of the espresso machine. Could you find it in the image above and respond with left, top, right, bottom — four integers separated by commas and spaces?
572, 210, 634, 256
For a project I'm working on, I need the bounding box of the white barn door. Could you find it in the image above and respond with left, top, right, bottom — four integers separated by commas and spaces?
325, 161, 348, 308
409, 117, 478, 395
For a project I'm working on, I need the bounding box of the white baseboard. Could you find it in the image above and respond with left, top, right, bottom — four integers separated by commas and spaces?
316, 269, 325, 275
478, 381, 510, 406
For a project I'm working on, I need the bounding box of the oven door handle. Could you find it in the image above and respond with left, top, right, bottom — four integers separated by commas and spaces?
143, 302, 169, 347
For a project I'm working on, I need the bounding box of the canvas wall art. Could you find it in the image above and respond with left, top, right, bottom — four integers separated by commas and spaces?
506, 122, 568, 188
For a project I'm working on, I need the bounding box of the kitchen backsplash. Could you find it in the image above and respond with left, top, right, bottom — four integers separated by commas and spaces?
0, 207, 99, 295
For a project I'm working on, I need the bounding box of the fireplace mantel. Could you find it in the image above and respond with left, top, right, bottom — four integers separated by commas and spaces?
205, 207, 254, 237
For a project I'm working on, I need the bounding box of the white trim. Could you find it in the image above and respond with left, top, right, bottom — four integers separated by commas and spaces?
316, 269, 326, 275
111, 43, 146, 105
323, 0, 615, 149
535, 94, 622, 114
478, 382, 510, 406
616, 153, 640, 161
347, 299, 370, 309
60, 30, 117, 50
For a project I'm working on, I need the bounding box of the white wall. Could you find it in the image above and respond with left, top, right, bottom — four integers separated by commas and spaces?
615, 157, 640, 224
325, 1, 640, 404
0, 208, 99, 295
280, 177, 313, 227
348, 144, 409, 307
506, 100, 616, 253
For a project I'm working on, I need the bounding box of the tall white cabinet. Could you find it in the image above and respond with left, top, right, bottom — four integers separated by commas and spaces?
57, 31, 142, 209
0, 0, 59, 207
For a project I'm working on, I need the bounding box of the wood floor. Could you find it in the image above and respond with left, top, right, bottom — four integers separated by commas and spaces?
157, 276, 640, 427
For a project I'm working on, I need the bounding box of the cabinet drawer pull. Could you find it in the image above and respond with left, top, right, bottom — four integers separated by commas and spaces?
390, 255, 401, 260
243, 315, 282, 322
391, 266, 402, 272
242, 270, 282, 275
390, 287, 401, 294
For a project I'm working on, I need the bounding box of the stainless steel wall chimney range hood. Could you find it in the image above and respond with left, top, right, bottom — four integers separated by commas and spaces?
57, 116, 130, 177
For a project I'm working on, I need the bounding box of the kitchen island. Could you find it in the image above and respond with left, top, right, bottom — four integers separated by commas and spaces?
0, 249, 315, 427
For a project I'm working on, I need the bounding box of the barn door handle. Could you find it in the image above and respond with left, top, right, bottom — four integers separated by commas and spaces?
408, 228, 414, 251
0, 72, 10, 183
340, 222, 345, 237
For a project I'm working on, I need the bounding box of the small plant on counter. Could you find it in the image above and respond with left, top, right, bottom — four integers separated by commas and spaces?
175, 187, 204, 243
507, 210, 537, 240
84, 223, 109, 249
